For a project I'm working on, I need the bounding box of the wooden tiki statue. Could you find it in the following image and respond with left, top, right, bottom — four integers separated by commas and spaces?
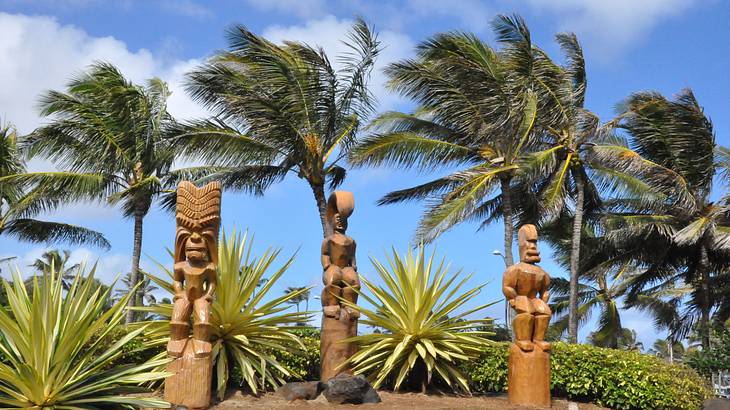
164, 181, 221, 409
502, 224, 552, 408
320, 191, 360, 380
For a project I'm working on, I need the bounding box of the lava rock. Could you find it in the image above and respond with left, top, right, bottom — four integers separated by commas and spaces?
276, 381, 325, 401
324, 374, 381, 404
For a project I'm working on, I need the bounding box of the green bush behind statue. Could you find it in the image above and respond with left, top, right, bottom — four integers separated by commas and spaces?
253, 334, 711, 410
107, 327, 710, 410
467, 342, 711, 410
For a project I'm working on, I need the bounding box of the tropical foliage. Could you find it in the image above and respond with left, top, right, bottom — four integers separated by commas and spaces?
467, 342, 711, 410
350, 15, 682, 344
606, 89, 730, 348
0, 263, 169, 409
136, 231, 311, 399
0, 121, 109, 248
343, 246, 494, 392
177, 18, 381, 236
8, 64, 197, 322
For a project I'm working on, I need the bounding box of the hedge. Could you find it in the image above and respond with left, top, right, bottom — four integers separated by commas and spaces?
466, 342, 712, 410
115, 327, 712, 409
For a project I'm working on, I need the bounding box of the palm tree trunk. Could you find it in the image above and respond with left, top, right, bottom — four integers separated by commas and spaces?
125, 211, 145, 324
668, 336, 674, 364
312, 182, 330, 238
500, 177, 515, 339
500, 177, 515, 266
699, 244, 711, 349
568, 170, 585, 344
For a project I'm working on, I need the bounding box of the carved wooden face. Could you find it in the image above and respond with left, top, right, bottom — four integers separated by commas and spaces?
518, 225, 541, 263
176, 226, 216, 264
333, 213, 348, 233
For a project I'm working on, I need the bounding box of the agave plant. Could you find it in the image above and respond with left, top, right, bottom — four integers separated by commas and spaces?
0, 263, 169, 409
342, 246, 495, 393
136, 230, 311, 399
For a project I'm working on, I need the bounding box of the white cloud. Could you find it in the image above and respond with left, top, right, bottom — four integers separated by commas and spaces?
524, 0, 697, 57
0, 12, 204, 134
262, 15, 414, 112
0, 12, 209, 220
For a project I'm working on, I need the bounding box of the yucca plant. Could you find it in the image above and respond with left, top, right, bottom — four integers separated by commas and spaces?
342, 246, 495, 393
0, 263, 170, 409
136, 230, 311, 399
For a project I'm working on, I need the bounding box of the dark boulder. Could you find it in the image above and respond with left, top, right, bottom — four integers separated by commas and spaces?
276, 381, 325, 401
323, 374, 381, 404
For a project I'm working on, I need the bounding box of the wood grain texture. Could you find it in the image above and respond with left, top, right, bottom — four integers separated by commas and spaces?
507, 343, 551, 408
164, 339, 213, 409
320, 310, 358, 381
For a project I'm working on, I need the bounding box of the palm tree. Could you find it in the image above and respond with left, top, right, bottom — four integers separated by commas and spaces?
177, 19, 380, 237
350, 18, 543, 265
116, 272, 158, 321
515, 31, 685, 344
284, 286, 308, 312
116, 271, 158, 305
549, 270, 635, 348
30, 249, 80, 290
14, 63, 190, 322
0, 121, 109, 249
649, 339, 685, 363
609, 89, 730, 348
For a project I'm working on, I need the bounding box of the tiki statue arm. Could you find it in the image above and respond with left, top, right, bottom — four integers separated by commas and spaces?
502, 266, 518, 307
539, 272, 550, 304
351, 240, 357, 271
321, 238, 331, 271
205, 265, 217, 302
173, 262, 185, 301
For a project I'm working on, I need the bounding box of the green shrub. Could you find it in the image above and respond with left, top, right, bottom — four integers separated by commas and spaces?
465, 342, 712, 410
0, 265, 169, 409
686, 328, 730, 378
345, 246, 494, 392
230, 327, 321, 388
138, 230, 311, 399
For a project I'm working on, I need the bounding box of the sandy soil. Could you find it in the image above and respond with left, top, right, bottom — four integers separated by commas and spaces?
210, 391, 609, 410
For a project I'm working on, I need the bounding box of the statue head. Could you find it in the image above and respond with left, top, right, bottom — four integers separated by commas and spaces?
518, 224, 540, 263
326, 191, 354, 234
175, 181, 222, 266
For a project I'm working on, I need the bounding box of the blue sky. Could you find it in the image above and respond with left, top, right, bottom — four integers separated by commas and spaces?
0, 0, 728, 348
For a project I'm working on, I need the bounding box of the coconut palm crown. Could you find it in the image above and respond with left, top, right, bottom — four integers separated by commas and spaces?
177, 18, 380, 237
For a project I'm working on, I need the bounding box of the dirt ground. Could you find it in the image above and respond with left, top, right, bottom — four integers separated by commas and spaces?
210, 391, 609, 410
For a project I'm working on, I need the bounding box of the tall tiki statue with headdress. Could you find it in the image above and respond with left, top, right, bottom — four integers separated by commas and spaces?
320, 191, 360, 380
165, 181, 221, 409
168, 181, 221, 358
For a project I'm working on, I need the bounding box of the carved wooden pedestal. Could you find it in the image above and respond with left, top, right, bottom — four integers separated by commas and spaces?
320, 309, 358, 381
164, 339, 213, 409
507, 343, 551, 408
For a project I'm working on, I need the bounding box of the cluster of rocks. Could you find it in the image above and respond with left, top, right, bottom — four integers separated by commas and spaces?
276, 374, 381, 405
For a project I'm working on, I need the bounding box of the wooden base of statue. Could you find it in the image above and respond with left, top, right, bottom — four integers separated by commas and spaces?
164, 339, 213, 409
507, 343, 551, 408
320, 309, 358, 381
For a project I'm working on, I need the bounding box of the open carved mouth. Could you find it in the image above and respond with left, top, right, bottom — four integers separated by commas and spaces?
186, 245, 206, 252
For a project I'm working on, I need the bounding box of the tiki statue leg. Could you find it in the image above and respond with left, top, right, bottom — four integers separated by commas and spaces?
192, 297, 212, 358
533, 314, 551, 351
168, 297, 192, 357
513, 312, 535, 351
341, 267, 360, 319
322, 265, 343, 318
